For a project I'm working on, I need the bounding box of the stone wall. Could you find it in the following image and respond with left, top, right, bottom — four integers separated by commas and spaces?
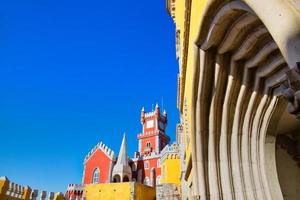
156, 183, 181, 200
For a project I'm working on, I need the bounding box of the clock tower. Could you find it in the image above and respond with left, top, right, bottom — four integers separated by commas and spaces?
138, 104, 170, 156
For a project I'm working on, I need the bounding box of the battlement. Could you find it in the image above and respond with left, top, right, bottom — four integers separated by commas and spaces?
66, 184, 85, 200
143, 151, 161, 159
160, 143, 179, 163
137, 130, 158, 138
144, 111, 155, 118
84, 141, 116, 163
137, 130, 169, 139
0, 176, 65, 200
67, 184, 84, 191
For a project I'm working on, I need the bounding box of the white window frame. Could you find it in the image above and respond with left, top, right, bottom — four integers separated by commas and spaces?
92, 168, 100, 183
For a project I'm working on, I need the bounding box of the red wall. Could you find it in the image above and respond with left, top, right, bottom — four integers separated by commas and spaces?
136, 157, 161, 186
143, 157, 161, 178
140, 135, 157, 154
83, 149, 112, 184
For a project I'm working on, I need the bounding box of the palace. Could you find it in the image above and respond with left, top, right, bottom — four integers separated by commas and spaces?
81, 104, 170, 186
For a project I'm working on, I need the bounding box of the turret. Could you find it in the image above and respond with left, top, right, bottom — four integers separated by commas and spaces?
163, 109, 167, 124
141, 107, 145, 125
137, 105, 170, 155
155, 103, 160, 117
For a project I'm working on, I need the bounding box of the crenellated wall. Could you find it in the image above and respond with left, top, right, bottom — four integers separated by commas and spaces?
84, 141, 116, 163
0, 176, 65, 200
65, 184, 85, 200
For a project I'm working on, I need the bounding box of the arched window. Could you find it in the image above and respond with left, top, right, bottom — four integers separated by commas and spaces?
113, 174, 121, 183
123, 175, 129, 182
92, 168, 100, 183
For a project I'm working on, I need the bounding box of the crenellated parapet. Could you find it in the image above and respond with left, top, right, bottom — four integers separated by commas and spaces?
137, 130, 168, 139
84, 141, 116, 163
30, 190, 64, 200
160, 143, 179, 163
166, 0, 176, 21
142, 151, 161, 159
65, 184, 85, 200
0, 176, 65, 200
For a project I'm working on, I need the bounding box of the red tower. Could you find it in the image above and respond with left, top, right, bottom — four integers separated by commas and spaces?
138, 104, 170, 155
132, 104, 170, 186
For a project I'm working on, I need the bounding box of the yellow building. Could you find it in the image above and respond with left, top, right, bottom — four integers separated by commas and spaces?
160, 143, 181, 185
85, 182, 155, 200
166, 0, 300, 199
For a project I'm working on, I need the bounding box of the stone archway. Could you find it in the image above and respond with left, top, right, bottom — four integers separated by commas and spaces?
123, 175, 129, 182
113, 174, 121, 183
189, 1, 300, 199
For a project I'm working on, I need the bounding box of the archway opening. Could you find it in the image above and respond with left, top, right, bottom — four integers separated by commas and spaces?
113, 174, 121, 183
123, 176, 129, 182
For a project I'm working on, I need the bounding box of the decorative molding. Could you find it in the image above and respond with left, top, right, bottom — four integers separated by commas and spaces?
178, 0, 192, 111
160, 143, 180, 163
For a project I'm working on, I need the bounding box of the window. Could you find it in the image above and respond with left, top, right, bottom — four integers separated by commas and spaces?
92, 168, 100, 183
146, 120, 154, 128
144, 161, 149, 169
146, 142, 151, 148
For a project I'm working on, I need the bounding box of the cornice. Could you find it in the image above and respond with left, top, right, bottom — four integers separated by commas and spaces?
178, 0, 192, 112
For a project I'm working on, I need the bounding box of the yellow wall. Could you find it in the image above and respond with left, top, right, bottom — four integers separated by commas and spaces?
0, 177, 64, 200
0, 177, 9, 200
161, 157, 181, 185
85, 182, 155, 200
134, 183, 156, 200
0, 177, 32, 200
170, 0, 214, 197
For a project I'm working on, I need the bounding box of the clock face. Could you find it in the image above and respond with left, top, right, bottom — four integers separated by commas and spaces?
146, 120, 154, 128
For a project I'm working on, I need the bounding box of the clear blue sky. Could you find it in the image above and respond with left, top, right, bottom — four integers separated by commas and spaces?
0, 0, 178, 193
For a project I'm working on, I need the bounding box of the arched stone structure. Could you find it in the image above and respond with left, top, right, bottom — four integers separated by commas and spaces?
167, 0, 300, 199
113, 174, 121, 183
192, 1, 300, 199
123, 175, 129, 182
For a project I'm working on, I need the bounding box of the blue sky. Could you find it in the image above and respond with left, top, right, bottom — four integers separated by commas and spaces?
0, 0, 178, 192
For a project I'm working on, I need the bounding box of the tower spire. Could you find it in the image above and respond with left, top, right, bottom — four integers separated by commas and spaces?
112, 132, 132, 182
116, 133, 129, 166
